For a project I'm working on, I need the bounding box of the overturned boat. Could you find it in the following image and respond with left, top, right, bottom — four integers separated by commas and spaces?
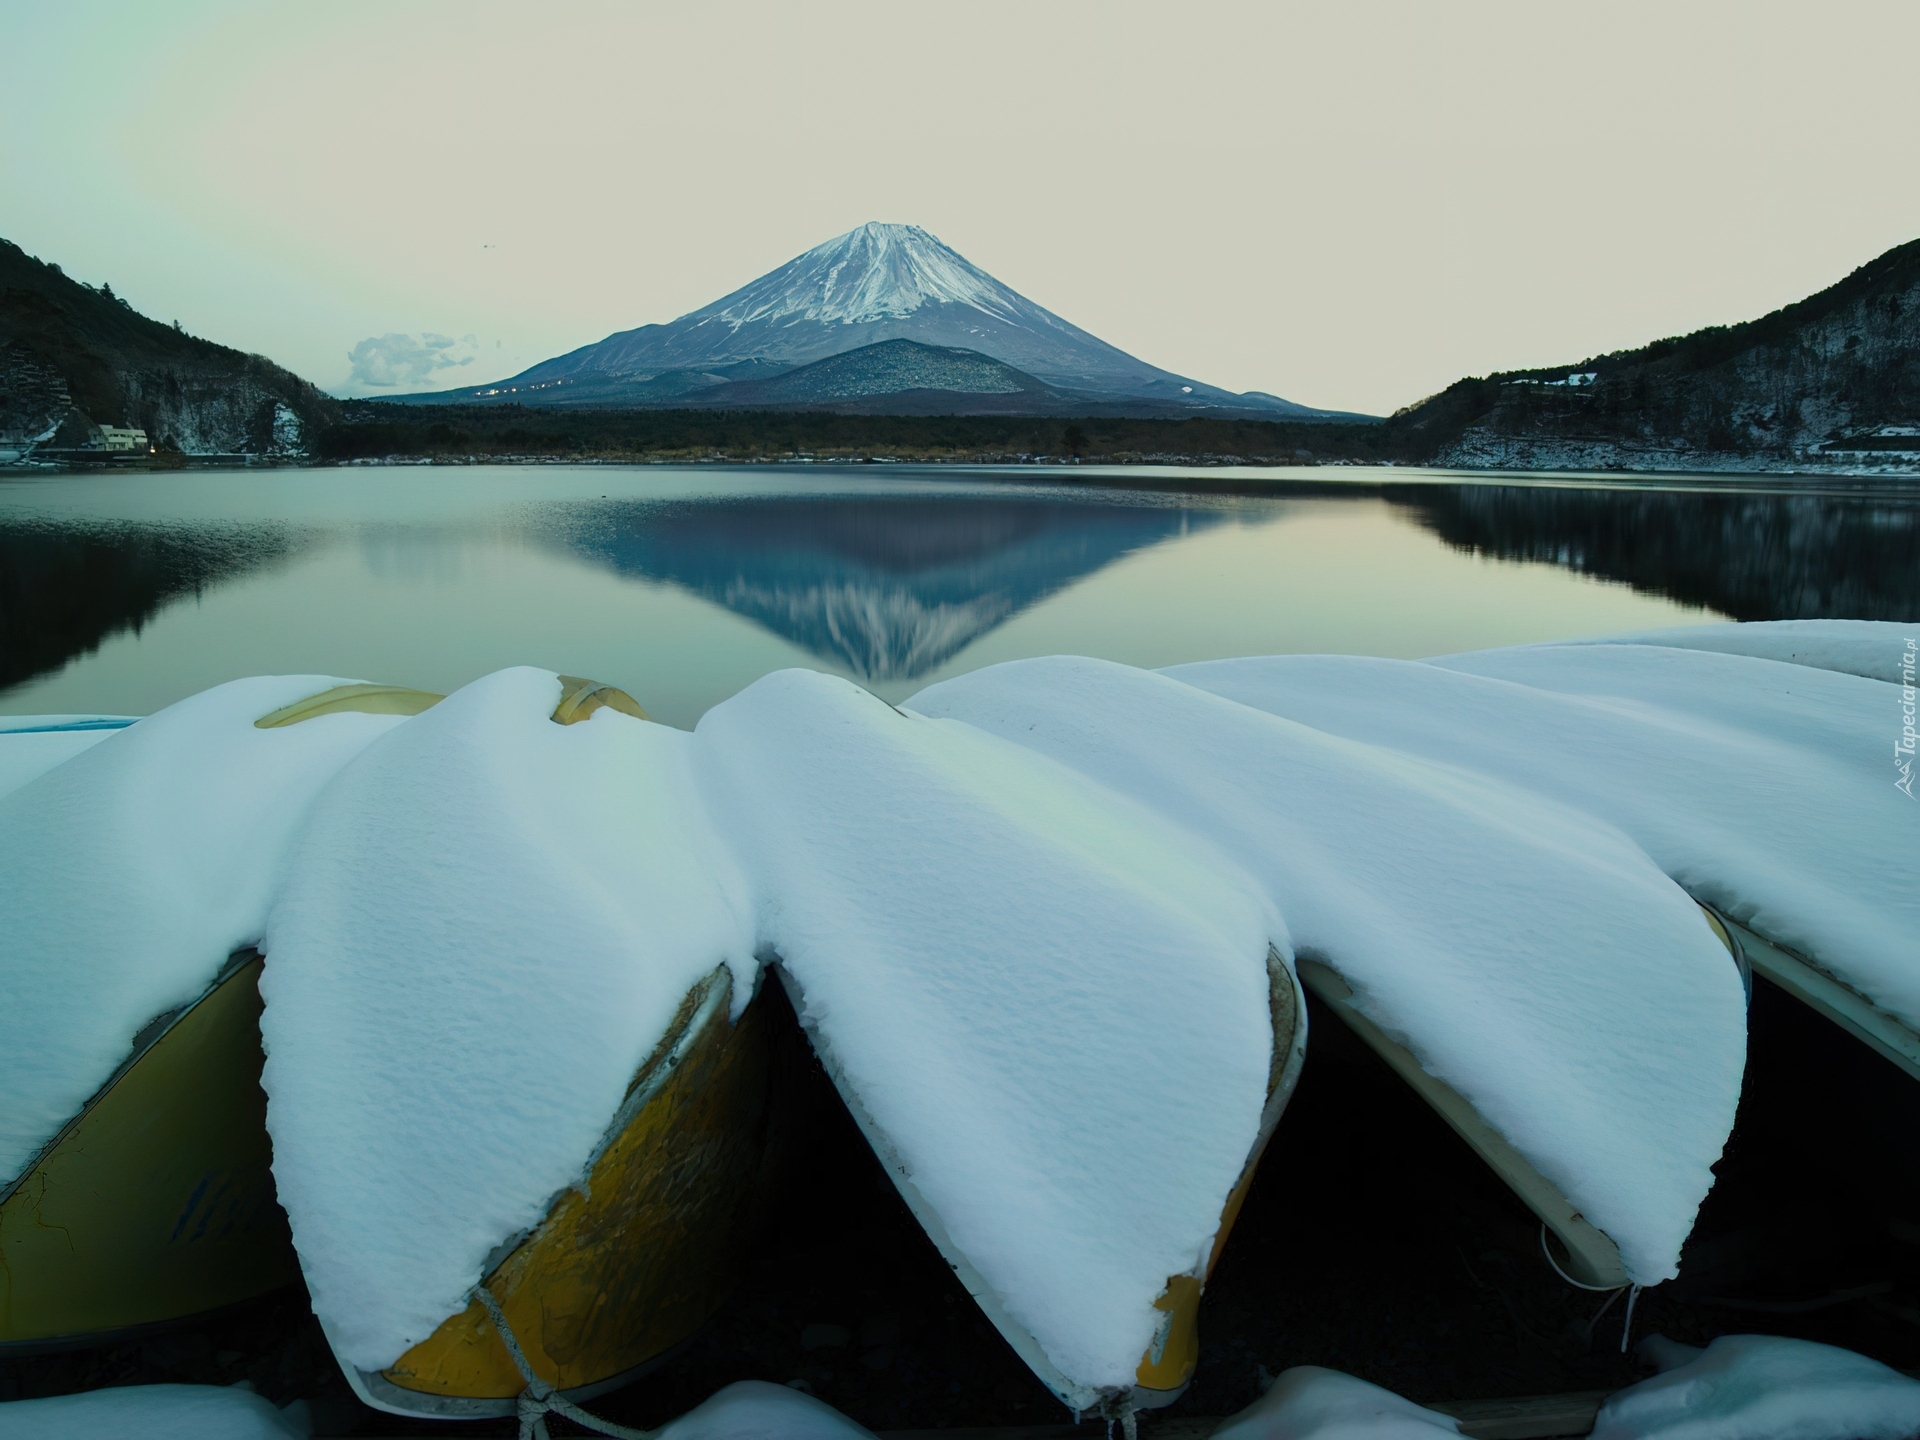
696, 668, 1312, 1419
1156, 632, 1918, 1127
257, 669, 790, 1421
780, 948, 1307, 1411
356, 963, 794, 1418
0, 947, 297, 1350
0, 680, 438, 1350
1296, 902, 1747, 1295
908, 654, 1752, 1336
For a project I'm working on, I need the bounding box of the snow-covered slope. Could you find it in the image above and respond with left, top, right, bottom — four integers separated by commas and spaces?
440, 224, 1342, 417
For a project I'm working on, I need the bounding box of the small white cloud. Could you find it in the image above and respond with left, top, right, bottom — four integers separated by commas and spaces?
347, 332, 484, 388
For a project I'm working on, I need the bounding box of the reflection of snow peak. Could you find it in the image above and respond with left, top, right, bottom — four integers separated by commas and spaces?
719, 578, 1015, 680
546, 496, 1213, 681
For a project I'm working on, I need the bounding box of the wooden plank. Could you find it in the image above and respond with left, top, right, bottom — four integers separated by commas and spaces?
875, 1395, 1608, 1440
1423, 1388, 1607, 1439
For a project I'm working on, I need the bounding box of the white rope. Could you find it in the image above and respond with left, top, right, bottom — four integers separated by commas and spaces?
471, 1285, 656, 1440
1620, 1283, 1643, 1354
1539, 1223, 1627, 1293
1584, 1284, 1626, 1339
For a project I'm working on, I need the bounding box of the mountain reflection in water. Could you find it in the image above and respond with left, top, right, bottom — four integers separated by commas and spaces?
2, 475, 1916, 708
0, 521, 301, 692
545, 496, 1214, 680
1393, 485, 1920, 621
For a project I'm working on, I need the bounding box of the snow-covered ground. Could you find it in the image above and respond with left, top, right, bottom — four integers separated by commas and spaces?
1211, 1367, 1463, 1438
10, 1335, 1916, 1439
1592, 1334, 1920, 1440
0, 1384, 310, 1440
649, 1380, 880, 1439
1201, 1338, 1920, 1440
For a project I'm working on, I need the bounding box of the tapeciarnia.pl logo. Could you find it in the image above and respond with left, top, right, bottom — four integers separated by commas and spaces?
1898, 637, 1917, 799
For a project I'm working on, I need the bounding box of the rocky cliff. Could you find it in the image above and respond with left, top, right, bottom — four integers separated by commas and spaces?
0, 238, 336, 459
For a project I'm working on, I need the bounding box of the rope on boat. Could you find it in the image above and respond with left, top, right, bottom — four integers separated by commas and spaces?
1540, 1223, 1648, 1353
1538, 1223, 1624, 1292
1620, 1283, 1643, 1354
1584, 1284, 1627, 1340
471, 1284, 656, 1440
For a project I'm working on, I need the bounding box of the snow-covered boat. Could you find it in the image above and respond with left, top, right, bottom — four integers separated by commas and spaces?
0, 683, 441, 1351
1295, 904, 1745, 1292
251, 669, 795, 1421
825, 952, 1305, 1413
0, 947, 300, 1351
353, 962, 796, 1419
781, 947, 1308, 1412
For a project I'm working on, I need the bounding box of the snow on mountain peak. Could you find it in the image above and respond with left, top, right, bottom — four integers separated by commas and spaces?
708, 223, 1022, 331
488, 221, 1335, 418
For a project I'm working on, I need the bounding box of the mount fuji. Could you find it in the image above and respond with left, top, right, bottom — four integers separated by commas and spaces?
395, 224, 1354, 419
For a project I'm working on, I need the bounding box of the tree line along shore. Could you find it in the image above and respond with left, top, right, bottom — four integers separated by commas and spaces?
307, 405, 1401, 467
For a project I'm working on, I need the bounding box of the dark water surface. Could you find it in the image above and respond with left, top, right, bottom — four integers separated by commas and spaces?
5, 465, 1917, 722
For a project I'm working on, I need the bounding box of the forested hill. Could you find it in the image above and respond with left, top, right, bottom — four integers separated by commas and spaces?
1387, 238, 1920, 471
0, 238, 336, 456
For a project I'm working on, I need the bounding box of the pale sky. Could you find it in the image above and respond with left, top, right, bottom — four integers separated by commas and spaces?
4, 1, 1916, 416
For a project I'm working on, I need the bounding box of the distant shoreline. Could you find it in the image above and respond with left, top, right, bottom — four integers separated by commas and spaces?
6, 453, 1917, 492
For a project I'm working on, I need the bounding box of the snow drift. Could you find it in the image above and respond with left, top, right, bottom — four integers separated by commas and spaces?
1211, 1366, 1463, 1439
1593, 1333, 1920, 1440
0, 1384, 311, 1440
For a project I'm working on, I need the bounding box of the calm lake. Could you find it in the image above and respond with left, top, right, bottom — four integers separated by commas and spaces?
3, 465, 1917, 728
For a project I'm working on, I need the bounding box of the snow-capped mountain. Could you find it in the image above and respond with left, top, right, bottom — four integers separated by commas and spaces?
449, 224, 1341, 417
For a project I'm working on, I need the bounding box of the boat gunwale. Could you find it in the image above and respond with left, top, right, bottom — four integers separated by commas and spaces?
1295, 953, 1631, 1291
1708, 909, 1920, 1083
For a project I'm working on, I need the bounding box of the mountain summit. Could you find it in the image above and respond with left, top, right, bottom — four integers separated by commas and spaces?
416, 223, 1346, 418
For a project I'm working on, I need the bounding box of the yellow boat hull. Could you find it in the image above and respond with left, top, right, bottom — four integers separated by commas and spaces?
355, 966, 791, 1418
1131, 947, 1307, 1407
0, 953, 300, 1349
